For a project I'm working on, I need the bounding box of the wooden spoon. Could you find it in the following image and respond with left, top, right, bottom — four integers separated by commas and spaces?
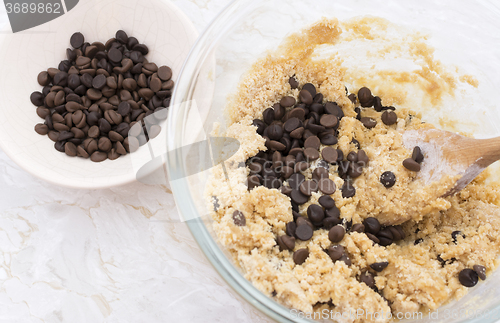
402, 128, 500, 197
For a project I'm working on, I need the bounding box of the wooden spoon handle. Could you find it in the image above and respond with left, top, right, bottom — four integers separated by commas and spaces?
441, 135, 500, 168
474, 137, 500, 167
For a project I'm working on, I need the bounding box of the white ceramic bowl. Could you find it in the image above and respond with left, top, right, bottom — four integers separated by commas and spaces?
0, 0, 197, 189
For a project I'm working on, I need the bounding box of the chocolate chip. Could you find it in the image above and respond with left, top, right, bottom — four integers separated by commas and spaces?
30, 91, 44, 106
380, 171, 396, 188
302, 83, 317, 97
357, 150, 369, 165
64, 142, 77, 157
280, 185, 292, 196
338, 161, 350, 178
437, 255, 447, 267
304, 136, 320, 150
307, 123, 326, 135
351, 223, 365, 233
348, 93, 356, 104
273, 104, 286, 121
54, 140, 66, 152
98, 137, 112, 152
284, 117, 301, 132
473, 265, 486, 280
321, 147, 338, 164
307, 204, 325, 223
295, 224, 313, 241
311, 168, 328, 182
37, 71, 51, 86
323, 216, 341, 230
232, 210, 246, 226
115, 30, 129, 44
291, 189, 309, 205
328, 245, 344, 262
346, 152, 356, 163
293, 161, 309, 173
403, 158, 421, 172
414, 238, 423, 245
129, 51, 144, 64
377, 229, 393, 246
289, 107, 306, 120
280, 96, 296, 108
34, 123, 49, 135
281, 166, 293, 179
300, 180, 318, 196
289, 76, 299, 89
133, 43, 149, 55
320, 114, 338, 128
99, 118, 112, 133
360, 271, 375, 289
313, 93, 323, 104
278, 235, 295, 251
156, 66, 172, 82
339, 254, 351, 266
90, 151, 107, 162
87, 88, 102, 101
389, 226, 403, 241
363, 217, 381, 235
319, 178, 336, 195
320, 134, 338, 145
373, 96, 382, 111
246, 175, 261, 190
370, 261, 389, 272
360, 117, 377, 129
318, 196, 335, 209
288, 173, 305, 190
293, 248, 309, 265
348, 162, 363, 178
88, 125, 100, 138
268, 140, 286, 151
252, 119, 266, 135
329, 226, 345, 243
459, 269, 478, 287
289, 127, 304, 139
286, 222, 297, 237
412, 146, 424, 163
366, 233, 380, 244
341, 181, 355, 198
299, 89, 313, 105
70, 32, 84, 48
267, 124, 283, 141
108, 48, 123, 63
92, 74, 107, 90
324, 102, 344, 119
296, 217, 314, 230
58, 131, 74, 141
304, 147, 319, 161
358, 87, 372, 104
351, 138, 360, 149
325, 206, 340, 218
452, 230, 465, 243
336, 149, 344, 161
381, 111, 397, 125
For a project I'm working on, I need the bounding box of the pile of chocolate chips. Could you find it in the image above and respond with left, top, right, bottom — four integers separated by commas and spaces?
244, 80, 413, 269
30, 31, 172, 162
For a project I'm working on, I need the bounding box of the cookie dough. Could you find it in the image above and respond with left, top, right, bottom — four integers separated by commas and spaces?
205, 18, 500, 322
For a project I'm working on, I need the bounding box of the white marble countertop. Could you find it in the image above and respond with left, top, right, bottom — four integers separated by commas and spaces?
0, 1, 273, 322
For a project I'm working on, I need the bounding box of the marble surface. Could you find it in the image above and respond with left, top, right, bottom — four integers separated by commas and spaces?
0, 1, 272, 322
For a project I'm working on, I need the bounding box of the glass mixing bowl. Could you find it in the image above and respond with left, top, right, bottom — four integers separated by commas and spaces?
166, 0, 500, 322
